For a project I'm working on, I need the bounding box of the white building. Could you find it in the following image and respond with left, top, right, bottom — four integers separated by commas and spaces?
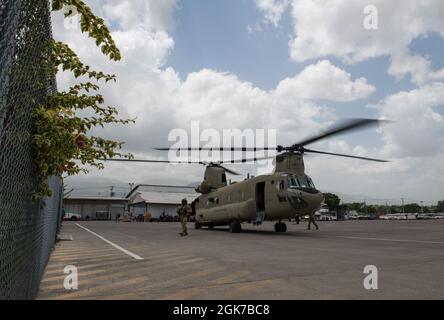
63, 196, 128, 220
127, 185, 199, 219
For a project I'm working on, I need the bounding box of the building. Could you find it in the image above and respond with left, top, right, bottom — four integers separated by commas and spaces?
127, 184, 199, 219
63, 196, 128, 220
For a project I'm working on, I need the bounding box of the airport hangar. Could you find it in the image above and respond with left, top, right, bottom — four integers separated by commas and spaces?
63, 184, 199, 220
127, 184, 198, 219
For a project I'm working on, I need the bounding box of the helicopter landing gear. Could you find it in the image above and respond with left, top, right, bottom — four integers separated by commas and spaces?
229, 220, 242, 233
274, 221, 287, 233
194, 221, 202, 230
207, 224, 214, 229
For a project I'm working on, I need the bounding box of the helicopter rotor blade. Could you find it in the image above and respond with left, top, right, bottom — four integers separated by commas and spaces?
102, 158, 205, 164
210, 155, 277, 175
293, 118, 390, 148
303, 148, 389, 163
154, 147, 277, 151
213, 164, 240, 175
102, 158, 243, 175
218, 155, 276, 164
102, 155, 276, 174
154, 119, 391, 154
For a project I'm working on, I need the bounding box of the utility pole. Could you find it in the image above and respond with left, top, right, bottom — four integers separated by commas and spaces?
420, 201, 424, 214
110, 186, 115, 197
401, 198, 405, 213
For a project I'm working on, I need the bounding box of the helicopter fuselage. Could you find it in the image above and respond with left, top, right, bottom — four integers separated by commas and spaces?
194, 172, 324, 226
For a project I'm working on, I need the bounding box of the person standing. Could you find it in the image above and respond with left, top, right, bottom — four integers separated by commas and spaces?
177, 198, 192, 236
307, 212, 319, 230
295, 215, 300, 225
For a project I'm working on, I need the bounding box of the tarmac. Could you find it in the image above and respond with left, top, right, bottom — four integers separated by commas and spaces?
37, 220, 444, 300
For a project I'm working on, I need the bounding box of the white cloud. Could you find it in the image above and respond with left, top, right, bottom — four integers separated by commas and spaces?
274, 60, 375, 102
255, 0, 289, 27
102, 0, 177, 31
304, 82, 444, 202
373, 82, 444, 158
287, 0, 444, 84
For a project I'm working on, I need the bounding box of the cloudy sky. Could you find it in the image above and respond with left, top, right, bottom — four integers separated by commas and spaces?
52, 0, 444, 204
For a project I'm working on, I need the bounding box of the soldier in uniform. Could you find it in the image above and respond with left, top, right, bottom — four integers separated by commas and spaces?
177, 198, 192, 236
307, 212, 319, 230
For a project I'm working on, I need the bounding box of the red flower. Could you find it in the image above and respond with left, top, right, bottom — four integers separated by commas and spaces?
76, 135, 85, 149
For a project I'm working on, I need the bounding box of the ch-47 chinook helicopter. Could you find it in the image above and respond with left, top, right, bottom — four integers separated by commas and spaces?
107, 119, 389, 233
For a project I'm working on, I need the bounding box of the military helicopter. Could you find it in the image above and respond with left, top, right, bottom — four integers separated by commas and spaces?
106, 119, 389, 233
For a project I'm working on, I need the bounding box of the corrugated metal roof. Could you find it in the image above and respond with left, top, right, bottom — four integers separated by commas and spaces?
126, 184, 197, 198
130, 191, 198, 205
64, 196, 128, 201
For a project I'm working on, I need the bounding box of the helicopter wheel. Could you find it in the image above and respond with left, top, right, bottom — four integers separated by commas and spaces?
229, 220, 242, 233
281, 222, 287, 232
194, 221, 202, 230
274, 222, 287, 233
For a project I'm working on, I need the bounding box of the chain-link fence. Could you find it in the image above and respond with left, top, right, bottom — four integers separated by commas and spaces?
0, 0, 63, 300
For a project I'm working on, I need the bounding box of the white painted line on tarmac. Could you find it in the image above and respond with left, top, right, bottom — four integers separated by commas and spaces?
75, 223, 144, 260
335, 236, 444, 245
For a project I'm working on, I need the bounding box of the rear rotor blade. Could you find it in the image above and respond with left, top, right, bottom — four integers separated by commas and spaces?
303, 148, 389, 163
102, 155, 276, 165
294, 119, 389, 148
102, 158, 205, 164
216, 165, 240, 175
218, 155, 276, 164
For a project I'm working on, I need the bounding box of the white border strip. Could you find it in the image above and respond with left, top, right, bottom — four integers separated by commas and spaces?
75, 223, 144, 260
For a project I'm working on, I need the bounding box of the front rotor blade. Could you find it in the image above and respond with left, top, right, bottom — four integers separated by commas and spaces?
294, 119, 388, 148
303, 148, 389, 163
154, 147, 278, 151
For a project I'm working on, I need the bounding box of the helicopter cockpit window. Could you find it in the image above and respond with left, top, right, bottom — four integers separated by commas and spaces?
287, 175, 316, 189
278, 180, 285, 191
287, 177, 300, 188
306, 176, 316, 188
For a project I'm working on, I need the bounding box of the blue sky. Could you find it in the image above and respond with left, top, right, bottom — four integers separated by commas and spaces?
168, 0, 299, 91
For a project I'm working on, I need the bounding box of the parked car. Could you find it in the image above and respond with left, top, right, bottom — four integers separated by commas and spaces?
320, 214, 336, 221
63, 212, 82, 221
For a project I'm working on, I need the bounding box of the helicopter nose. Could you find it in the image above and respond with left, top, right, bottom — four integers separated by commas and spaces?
301, 190, 324, 211
286, 189, 324, 212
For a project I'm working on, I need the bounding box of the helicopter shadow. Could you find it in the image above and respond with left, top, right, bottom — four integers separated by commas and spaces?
198, 226, 319, 238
